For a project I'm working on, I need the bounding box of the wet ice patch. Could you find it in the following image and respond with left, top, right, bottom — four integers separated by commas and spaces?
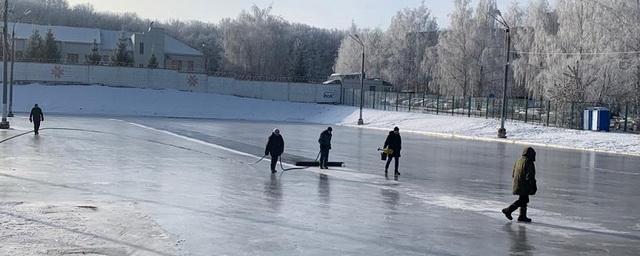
405, 191, 631, 239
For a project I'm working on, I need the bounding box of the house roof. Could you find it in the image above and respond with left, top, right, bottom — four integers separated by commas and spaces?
164, 35, 203, 56
12, 22, 203, 56
12, 22, 101, 44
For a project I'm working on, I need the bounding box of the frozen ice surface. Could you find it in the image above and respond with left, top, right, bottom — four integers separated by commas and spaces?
14, 84, 640, 156
1, 115, 639, 255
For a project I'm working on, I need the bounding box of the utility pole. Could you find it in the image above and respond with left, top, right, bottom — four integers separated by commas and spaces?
491, 10, 510, 139
349, 34, 365, 125
1, 0, 10, 129
9, 9, 31, 117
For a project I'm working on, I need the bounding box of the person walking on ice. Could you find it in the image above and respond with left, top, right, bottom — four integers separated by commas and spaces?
502, 147, 538, 223
383, 127, 402, 176
318, 127, 332, 169
265, 128, 284, 174
29, 104, 45, 135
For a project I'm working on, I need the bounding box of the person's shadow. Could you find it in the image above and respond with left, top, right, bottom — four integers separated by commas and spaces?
264, 174, 282, 212
504, 223, 534, 256
380, 188, 400, 211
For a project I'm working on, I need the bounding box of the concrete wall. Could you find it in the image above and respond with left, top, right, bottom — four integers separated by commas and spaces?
3, 62, 339, 104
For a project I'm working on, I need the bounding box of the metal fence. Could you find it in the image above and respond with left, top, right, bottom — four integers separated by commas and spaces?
340, 88, 640, 133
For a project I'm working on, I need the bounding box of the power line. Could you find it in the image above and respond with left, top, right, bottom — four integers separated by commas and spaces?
513, 50, 640, 56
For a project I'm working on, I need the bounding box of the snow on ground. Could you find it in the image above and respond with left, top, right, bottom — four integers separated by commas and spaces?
14, 83, 640, 156
0, 200, 179, 255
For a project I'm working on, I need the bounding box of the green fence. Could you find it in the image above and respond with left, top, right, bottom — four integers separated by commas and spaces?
340, 88, 640, 133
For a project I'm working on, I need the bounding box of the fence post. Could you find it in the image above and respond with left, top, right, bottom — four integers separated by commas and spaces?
396, 92, 399, 111
452, 96, 456, 116
546, 100, 551, 127
570, 102, 575, 129
384, 91, 387, 111
492, 99, 496, 118
436, 95, 440, 115
485, 97, 490, 119
624, 102, 629, 132
524, 99, 529, 123
408, 93, 413, 112
422, 92, 426, 112
468, 97, 472, 117
352, 88, 356, 107
372, 90, 376, 109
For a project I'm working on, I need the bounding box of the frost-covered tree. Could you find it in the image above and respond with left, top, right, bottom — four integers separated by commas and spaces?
438, 0, 474, 97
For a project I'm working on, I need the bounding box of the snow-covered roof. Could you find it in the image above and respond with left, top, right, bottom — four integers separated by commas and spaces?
12, 22, 202, 56
164, 35, 203, 56
12, 22, 101, 44
100, 30, 133, 51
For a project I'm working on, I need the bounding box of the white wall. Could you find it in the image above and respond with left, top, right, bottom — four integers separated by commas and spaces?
2, 62, 339, 104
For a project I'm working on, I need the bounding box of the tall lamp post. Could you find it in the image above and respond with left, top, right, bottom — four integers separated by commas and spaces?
1, 0, 10, 129
491, 10, 511, 139
8, 9, 31, 117
349, 34, 365, 125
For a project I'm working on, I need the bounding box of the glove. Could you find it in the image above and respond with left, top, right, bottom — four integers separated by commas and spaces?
264, 151, 269, 156
29, 119, 32, 123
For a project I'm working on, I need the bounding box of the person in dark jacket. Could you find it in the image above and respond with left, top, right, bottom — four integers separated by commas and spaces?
384, 127, 402, 176
265, 129, 285, 174
318, 127, 332, 169
502, 147, 538, 222
29, 104, 45, 135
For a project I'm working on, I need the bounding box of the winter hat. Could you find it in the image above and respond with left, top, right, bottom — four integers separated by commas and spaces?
394, 127, 400, 131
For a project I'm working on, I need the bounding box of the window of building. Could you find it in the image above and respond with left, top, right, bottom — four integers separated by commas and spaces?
139, 42, 144, 55
171, 60, 182, 71
187, 61, 194, 72
67, 54, 79, 64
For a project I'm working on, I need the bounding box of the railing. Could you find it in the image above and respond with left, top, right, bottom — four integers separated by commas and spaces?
340, 88, 640, 133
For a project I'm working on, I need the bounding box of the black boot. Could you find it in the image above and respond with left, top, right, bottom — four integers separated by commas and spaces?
501, 207, 514, 220
517, 206, 532, 222
394, 171, 400, 176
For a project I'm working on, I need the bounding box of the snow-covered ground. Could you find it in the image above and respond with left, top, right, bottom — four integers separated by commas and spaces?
14, 83, 640, 156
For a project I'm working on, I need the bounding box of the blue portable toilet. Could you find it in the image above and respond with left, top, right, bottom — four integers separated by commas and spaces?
593, 107, 610, 132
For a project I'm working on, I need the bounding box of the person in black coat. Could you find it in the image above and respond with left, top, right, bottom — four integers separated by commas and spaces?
318, 127, 332, 169
265, 129, 285, 173
29, 104, 45, 135
384, 127, 402, 176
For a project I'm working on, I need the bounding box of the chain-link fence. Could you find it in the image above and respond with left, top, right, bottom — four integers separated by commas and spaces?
340, 88, 640, 133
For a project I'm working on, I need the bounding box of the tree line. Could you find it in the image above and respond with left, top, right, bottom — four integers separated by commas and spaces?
7, 0, 640, 108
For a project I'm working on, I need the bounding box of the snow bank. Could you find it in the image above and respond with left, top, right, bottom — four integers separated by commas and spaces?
14, 84, 640, 156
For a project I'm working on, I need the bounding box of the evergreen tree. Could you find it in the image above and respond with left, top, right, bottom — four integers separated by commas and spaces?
44, 29, 61, 63
147, 54, 159, 68
87, 39, 102, 65
25, 30, 44, 61
112, 35, 134, 66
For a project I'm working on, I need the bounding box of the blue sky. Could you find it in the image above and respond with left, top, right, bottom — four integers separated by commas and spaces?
66, 0, 522, 29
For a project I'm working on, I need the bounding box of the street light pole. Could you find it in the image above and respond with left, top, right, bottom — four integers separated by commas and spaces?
1, 0, 10, 129
492, 10, 510, 139
9, 9, 31, 117
349, 34, 365, 125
